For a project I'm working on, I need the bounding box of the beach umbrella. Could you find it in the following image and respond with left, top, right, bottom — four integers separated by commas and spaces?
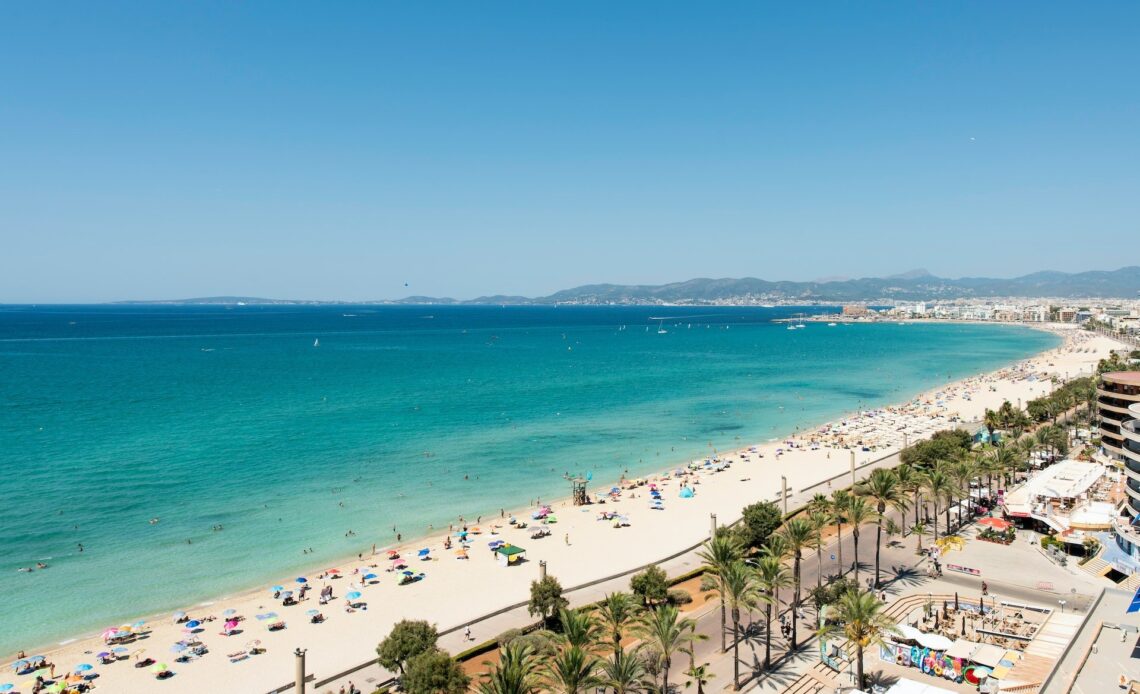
295, 577, 307, 584
150, 663, 169, 674
346, 591, 362, 600
0, 684, 13, 692
325, 568, 341, 574
170, 644, 187, 654
96, 652, 111, 659
131, 649, 146, 660
44, 683, 65, 694
222, 609, 237, 617
402, 570, 414, 576
417, 548, 430, 557
280, 591, 294, 598
363, 573, 377, 580
185, 620, 201, 629
386, 550, 398, 556
112, 647, 128, 654
132, 620, 146, 628
74, 664, 93, 673
306, 609, 320, 617
271, 585, 284, 592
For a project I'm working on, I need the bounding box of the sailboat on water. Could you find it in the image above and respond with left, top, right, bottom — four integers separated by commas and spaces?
313, 338, 320, 347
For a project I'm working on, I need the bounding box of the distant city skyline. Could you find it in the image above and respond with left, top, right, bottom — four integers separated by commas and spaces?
2, 2, 1138, 303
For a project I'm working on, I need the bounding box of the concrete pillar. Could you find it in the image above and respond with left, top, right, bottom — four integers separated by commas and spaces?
782, 476, 788, 515
710, 513, 717, 541
903, 433, 908, 450
850, 450, 856, 486
294, 648, 306, 694
539, 560, 547, 581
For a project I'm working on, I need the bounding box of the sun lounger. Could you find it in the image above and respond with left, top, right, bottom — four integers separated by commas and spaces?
228, 651, 249, 663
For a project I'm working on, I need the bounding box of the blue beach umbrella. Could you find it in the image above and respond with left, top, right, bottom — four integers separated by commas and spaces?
295, 577, 307, 584
271, 585, 284, 592
74, 664, 93, 673
222, 609, 236, 617
0, 684, 13, 692
306, 609, 320, 617
402, 570, 414, 576
417, 548, 429, 557
346, 591, 362, 600
111, 647, 128, 654
132, 620, 146, 628
363, 573, 377, 580
184, 620, 201, 629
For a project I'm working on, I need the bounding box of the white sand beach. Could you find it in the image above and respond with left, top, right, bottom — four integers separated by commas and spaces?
6, 324, 1124, 694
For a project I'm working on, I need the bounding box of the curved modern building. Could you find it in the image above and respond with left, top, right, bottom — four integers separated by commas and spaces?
1099, 372, 1140, 460
1112, 394, 1140, 563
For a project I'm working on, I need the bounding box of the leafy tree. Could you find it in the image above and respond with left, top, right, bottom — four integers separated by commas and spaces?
403, 648, 470, 694
697, 534, 744, 653
529, 576, 569, 629
377, 619, 440, 675
816, 589, 900, 690
630, 565, 669, 607
737, 500, 783, 549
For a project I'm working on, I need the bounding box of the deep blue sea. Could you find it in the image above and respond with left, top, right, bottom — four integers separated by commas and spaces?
0, 305, 1057, 653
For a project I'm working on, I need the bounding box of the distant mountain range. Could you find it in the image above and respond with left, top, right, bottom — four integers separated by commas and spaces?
125, 266, 1140, 306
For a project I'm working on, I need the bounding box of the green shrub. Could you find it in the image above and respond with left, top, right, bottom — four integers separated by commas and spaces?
667, 588, 693, 605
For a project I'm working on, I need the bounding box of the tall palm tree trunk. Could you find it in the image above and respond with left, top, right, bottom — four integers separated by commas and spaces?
875, 518, 883, 589
835, 520, 844, 576
764, 601, 772, 670
852, 529, 860, 583
791, 554, 801, 649
732, 608, 741, 690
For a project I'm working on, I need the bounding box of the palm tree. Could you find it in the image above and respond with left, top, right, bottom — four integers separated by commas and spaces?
949, 460, 975, 532
684, 663, 714, 694
777, 518, 818, 650
807, 493, 833, 589
925, 468, 954, 541
754, 555, 791, 671
816, 589, 900, 690
557, 608, 599, 650
856, 468, 910, 589
909, 522, 928, 554
893, 464, 926, 533
598, 650, 647, 694
983, 408, 1000, 441
718, 561, 762, 689
633, 604, 696, 694
542, 645, 600, 694
842, 495, 877, 585
596, 593, 640, 658
830, 489, 851, 576
697, 534, 744, 653
479, 643, 541, 694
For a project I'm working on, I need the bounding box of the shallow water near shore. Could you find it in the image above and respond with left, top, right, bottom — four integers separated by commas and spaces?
0, 305, 1056, 654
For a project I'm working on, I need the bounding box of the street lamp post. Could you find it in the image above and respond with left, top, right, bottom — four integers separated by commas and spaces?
294, 648, 307, 694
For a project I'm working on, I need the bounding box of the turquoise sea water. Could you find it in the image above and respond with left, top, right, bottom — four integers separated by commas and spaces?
0, 305, 1057, 654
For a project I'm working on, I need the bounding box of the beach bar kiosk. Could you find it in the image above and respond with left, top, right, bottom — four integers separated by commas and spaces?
496, 544, 527, 567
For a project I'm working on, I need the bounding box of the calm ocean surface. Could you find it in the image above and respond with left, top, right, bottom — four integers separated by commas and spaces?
0, 305, 1057, 653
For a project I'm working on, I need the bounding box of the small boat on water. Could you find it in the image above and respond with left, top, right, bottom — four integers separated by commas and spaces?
313, 339, 320, 347
827, 322, 837, 327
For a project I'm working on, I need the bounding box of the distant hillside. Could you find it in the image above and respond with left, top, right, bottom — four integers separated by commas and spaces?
397, 266, 1140, 304
119, 266, 1140, 305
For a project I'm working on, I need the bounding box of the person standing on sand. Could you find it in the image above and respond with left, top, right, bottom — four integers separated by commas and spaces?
564, 533, 569, 545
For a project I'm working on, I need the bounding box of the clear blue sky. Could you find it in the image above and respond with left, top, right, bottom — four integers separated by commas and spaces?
2, 2, 1138, 302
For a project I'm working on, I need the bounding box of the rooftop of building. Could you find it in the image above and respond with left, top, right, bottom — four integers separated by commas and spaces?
1103, 371, 1140, 386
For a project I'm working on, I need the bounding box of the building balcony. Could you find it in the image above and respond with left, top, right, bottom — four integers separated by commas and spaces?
1098, 387, 1140, 404
1115, 520, 1140, 549
1099, 399, 1137, 417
